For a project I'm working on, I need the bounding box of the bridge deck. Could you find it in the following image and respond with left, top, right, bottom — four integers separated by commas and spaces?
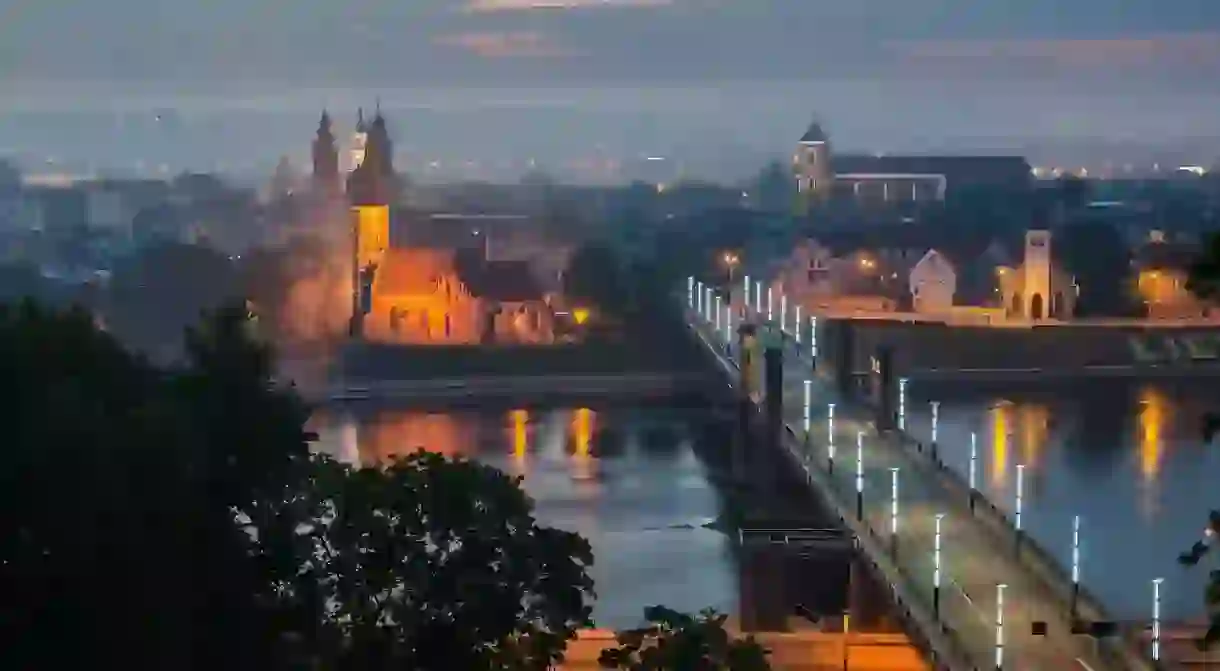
687, 307, 1155, 671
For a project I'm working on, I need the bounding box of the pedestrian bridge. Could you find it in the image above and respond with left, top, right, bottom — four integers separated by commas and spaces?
683, 300, 1159, 671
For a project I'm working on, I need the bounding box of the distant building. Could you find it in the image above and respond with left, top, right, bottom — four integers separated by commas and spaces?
793, 120, 1033, 206
996, 230, 1077, 320
909, 249, 956, 313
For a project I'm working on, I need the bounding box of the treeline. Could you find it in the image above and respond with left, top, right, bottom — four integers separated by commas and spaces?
0, 299, 770, 670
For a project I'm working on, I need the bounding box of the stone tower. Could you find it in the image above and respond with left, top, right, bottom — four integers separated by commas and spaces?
1022, 230, 1053, 319
794, 119, 834, 200
346, 107, 394, 338
349, 108, 368, 174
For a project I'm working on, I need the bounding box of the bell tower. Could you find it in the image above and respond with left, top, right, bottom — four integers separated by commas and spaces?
346, 107, 393, 338
1022, 230, 1052, 320
794, 119, 834, 203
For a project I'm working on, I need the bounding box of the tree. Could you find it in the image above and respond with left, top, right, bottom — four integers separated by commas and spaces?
1177, 511, 1220, 650
566, 242, 631, 316
1055, 221, 1136, 316
751, 161, 796, 214
598, 606, 771, 670
260, 450, 596, 670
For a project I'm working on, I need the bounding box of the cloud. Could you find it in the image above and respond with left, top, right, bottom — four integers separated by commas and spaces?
888, 33, 1220, 74
434, 31, 570, 58
462, 0, 671, 13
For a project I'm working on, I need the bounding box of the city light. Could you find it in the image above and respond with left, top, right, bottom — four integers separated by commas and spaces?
828, 403, 836, 472
930, 401, 940, 445
996, 583, 1007, 670
714, 295, 722, 331
744, 274, 751, 302
810, 316, 818, 360
898, 378, 908, 431
755, 280, 763, 314
803, 379, 812, 435
794, 305, 802, 344
933, 513, 944, 618
890, 467, 900, 535
1071, 515, 1081, 617
780, 294, 787, 332
1152, 578, 1164, 662
696, 280, 704, 315
969, 431, 978, 511
767, 286, 773, 321
1015, 464, 1025, 533
856, 431, 864, 520
725, 305, 733, 344
687, 276, 694, 308
705, 287, 713, 322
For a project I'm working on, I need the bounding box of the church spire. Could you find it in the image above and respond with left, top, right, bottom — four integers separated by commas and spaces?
312, 109, 340, 192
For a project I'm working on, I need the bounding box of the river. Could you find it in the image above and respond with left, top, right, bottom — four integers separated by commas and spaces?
306, 403, 739, 629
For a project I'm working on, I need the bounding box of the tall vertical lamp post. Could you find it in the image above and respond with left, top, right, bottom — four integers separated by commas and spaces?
995, 583, 1007, 671
889, 467, 899, 555
969, 431, 978, 512
767, 286, 774, 321
933, 513, 944, 619
687, 276, 694, 308
794, 305, 802, 345
855, 431, 864, 520
810, 316, 819, 362
780, 294, 788, 333
898, 378, 908, 431
755, 280, 763, 315
696, 280, 704, 317
802, 379, 812, 444
828, 403, 836, 474
1071, 515, 1081, 619
930, 401, 940, 461
714, 294, 722, 332
1014, 464, 1025, 552
1152, 578, 1164, 664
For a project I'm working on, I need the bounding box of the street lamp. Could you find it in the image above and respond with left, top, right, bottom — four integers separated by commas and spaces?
696, 280, 704, 316
743, 274, 751, 306
855, 431, 864, 520
803, 379, 812, 436
933, 513, 945, 619
1015, 464, 1026, 551
810, 316, 819, 361
1152, 578, 1164, 663
1071, 515, 1081, 619
828, 403, 836, 473
795, 305, 802, 344
687, 276, 694, 308
995, 583, 1007, 670
767, 286, 774, 321
930, 401, 940, 461
780, 294, 788, 333
969, 431, 978, 512
755, 280, 763, 315
898, 378, 908, 431
714, 295, 722, 332
889, 467, 899, 555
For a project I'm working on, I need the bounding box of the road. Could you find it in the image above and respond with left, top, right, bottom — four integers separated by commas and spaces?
690, 309, 1151, 671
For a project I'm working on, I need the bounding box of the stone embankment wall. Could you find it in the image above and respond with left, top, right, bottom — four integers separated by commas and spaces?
827, 320, 1220, 379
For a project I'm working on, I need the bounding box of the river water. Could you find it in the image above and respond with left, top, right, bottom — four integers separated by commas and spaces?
902, 378, 1220, 622
306, 404, 739, 629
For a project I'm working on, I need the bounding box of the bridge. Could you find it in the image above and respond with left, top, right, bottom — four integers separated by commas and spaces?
681, 290, 1161, 671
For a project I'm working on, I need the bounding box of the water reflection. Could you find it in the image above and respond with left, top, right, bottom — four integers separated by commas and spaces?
910, 380, 1220, 621
307, 404, 737, 628
989, 401, 1011, 487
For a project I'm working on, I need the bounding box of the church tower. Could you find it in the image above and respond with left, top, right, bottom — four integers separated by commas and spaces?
311, 110, 340, 194
349, 108, 368, 174
1022, 230, 1053, 320
794, 119, 834, 209
346, 107, 394, 338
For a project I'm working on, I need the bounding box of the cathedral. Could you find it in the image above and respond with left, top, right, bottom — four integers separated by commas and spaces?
310, 108, 555, 346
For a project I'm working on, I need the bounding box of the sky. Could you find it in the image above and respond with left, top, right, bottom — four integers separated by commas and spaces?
2, 0, 1219, 176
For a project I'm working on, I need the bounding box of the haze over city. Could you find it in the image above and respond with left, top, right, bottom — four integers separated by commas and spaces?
3, 0, 1220, 180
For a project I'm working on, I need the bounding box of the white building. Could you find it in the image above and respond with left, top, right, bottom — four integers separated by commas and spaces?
909, 249, 957, 313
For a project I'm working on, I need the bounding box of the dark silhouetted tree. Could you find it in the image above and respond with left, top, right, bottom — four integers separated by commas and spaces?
598, 606, 771, 670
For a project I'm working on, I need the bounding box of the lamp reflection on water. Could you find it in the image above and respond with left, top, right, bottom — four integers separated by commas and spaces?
570, 408, 597, 482
990, 402, 1011, 487
1019, 405, 1049, 471
1138, 387, 1168, 483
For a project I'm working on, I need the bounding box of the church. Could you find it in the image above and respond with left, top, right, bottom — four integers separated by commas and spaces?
309, 108, 555, 345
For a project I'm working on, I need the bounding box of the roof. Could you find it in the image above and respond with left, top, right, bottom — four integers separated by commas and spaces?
455, 256, 542, 302
799, 121, 829, 144
832, 154, 1032, 188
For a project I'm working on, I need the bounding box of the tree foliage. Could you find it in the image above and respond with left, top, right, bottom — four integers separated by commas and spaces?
598, 606, 770, 671
1178, 511, 1220, 650
0, 299, 597, 670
